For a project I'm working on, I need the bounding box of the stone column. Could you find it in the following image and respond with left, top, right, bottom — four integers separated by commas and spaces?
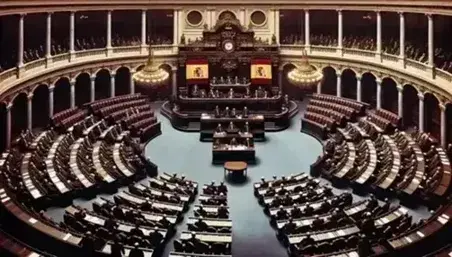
427, 14, 434, 67
110, 72, 116, 98
173, 9, 179, 45
278, 67, 283, 92
141, 10, 147, 51
337, 10, 343, 49
304, 10, 310, 47
376, 78, 382, 109
18, 14, 25, 67
69, 11, 75, 60
90, 75, 96, 102
106, 10, 112, 55
356, 74, 362, 102
336, 71, 341, 97
6, 103, 12, 149
27, 92, 33, 130
376, 11, 382, 57
418, 92, 424, 132
46, 13, 52, 64
274, 9, 280, 45
49, 85, 54, 118
317, 81, 322, 94
130, 69, 136, 94
440, 103, 446, 147
397, 85, 403, 118
399, 12, 405, 61
172, 67, 178, 99
70, 79, 75, 108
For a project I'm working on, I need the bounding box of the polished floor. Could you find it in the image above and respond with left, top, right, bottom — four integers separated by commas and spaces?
46, 100, 431, 257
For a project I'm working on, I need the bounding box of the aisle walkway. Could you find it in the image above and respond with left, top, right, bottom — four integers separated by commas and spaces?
146, 108, 323, 257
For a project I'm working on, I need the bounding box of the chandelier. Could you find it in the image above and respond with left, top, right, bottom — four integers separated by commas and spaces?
287, 50, 323, 87
133, 45, 169, 87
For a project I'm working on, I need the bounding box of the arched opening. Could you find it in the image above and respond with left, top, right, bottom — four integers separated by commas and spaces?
341, 69, 357, 100
11, 93, 27, 138
32, 84, 49, 128
424, 93, 440, 139
322, 66, 337, 95
157, 64, 172, 101
75, 73, 91, 106
54, 77, 71, 114
446, 103, 452, 145
381, 77, 398, 113
0, 103, 6, 152
402, 84, 419, 128
95, 69, 111, 100
361, 72, 377, 107
281, 63, 298, 99
115, 67, 131, 96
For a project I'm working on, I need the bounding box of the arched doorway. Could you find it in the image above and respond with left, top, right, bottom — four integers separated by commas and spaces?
95, 69, 111, 100
341, 69, 357, 100
11, 93, 27, 138
54, 77, 71, 114
381, 77, 398, 113
115, 67, 131, 96
75, 73, 91, 106
32, 84, 49, 128
322, 66, 337, 95
424, 93, 440, 139
402, 84, 419, 128
361, 72, 377, 107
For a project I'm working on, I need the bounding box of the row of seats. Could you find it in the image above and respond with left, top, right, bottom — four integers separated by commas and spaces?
312, 94, 366, 114
374, 108, 401, 127
86, 94, 146, 114
172, 181, 232, 256
254, 173, 416, 257
64, 173, 198, 257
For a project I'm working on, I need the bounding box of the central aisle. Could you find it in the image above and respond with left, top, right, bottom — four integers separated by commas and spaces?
145, 108, 323, 257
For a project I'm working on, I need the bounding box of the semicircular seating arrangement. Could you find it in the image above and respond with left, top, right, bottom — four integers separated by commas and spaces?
302, 94, 452, 257
0, 94, 170, 257
253, 173, 425, 257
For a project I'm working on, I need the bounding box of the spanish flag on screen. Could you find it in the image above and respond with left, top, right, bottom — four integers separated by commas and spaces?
186, 59, 209, 84
251, 59, 272, 84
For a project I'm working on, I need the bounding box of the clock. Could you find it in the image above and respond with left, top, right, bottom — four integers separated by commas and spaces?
222, 40, 235, 53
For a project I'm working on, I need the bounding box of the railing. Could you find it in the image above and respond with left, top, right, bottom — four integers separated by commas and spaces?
1, 44, 452, 98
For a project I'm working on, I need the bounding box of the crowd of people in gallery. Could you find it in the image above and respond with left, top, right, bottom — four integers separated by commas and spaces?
280, 34, 452, 73
0, 35, 172, 72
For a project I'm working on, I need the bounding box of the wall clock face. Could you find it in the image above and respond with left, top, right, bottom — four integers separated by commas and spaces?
222, 40, 235, 53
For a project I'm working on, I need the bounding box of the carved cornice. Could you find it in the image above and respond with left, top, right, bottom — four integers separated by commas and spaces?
2, 0, 452, 16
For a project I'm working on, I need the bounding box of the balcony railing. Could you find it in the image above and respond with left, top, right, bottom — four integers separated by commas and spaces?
1, 44, 452, 98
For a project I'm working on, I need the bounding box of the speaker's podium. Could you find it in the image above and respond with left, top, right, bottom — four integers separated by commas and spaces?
200, 113, 265, 142
212, 131, 256, 164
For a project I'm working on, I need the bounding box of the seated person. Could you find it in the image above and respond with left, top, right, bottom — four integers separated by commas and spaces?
230, 137, 238, 146
244, 122, 250, 133
129, 242, 145, 257
218, 204, 229, 218
224, 107, 230, 117
218, 182, 228, 194
215, 124, 223, 133
214, 105, 221, 117
231, 108, 237, 117
195, 218, 208, 231
228, 121, 236, 131
243, 106, 249, 117
228, 88, 234, 98
192, 85, 199, 97
209, 89, 216, 98
195, 206, 208, 217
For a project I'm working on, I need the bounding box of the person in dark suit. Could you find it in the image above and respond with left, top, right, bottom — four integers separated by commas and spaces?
195, 218, 208, 231
129, 242, 144, 257
79, 231, 96, 256
110, 238, 125, 257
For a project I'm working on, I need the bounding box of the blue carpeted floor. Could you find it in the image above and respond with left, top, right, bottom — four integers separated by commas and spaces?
46, 100, 432, 257
145, 104, 323, 257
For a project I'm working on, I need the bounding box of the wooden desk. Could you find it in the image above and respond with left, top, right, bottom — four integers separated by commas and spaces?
213, 144, 255, 164
224, 161, 247, 177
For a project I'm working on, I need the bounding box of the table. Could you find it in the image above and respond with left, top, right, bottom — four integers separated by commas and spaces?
224, 161, 247, 177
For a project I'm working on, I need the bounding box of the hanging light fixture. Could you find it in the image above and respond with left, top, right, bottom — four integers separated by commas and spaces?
287, 50, 323, 88
133, 45, 170, 88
